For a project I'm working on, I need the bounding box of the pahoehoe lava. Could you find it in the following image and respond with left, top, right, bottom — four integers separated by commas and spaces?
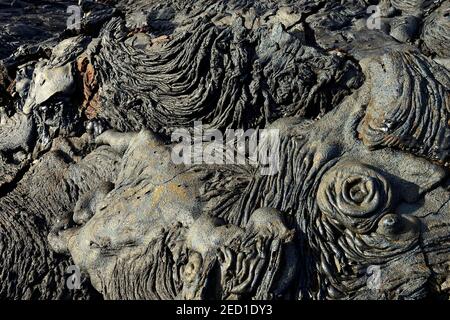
0, 0, 449, 300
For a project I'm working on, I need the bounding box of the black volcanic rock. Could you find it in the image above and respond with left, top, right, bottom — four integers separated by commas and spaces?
0, 0, 449, 300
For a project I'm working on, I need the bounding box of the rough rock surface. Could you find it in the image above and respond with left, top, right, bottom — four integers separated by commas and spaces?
0, 0, 449, 300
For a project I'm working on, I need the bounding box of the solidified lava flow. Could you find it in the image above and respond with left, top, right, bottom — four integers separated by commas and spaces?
0, 0, 449, 300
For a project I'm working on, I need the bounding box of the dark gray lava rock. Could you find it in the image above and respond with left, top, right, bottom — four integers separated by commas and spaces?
0, 0, 449, 301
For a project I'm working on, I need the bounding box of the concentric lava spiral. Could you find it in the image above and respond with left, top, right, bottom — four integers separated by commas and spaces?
317, 161, 394, 233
